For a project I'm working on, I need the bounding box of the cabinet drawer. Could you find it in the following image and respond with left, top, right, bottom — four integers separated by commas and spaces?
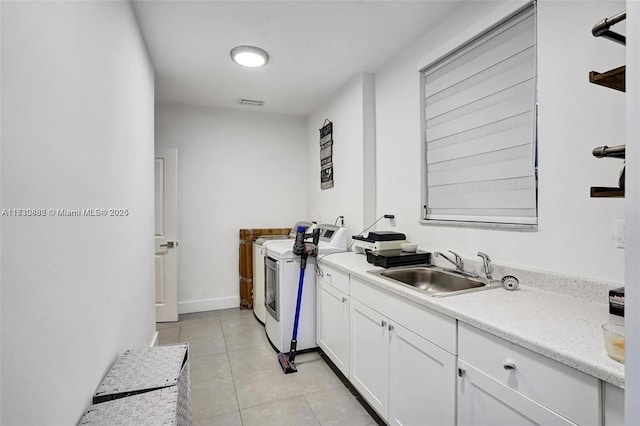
458, 361, 577, 426
351, 276, 456, 354
459, 323, 600, 426
319, 265, 349, 295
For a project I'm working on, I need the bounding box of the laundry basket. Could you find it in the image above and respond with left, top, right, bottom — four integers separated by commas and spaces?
80, 386, 186, 425
91, 343, 190, 425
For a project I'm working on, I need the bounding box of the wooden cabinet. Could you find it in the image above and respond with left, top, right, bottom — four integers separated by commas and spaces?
458, 323, 600, 426
349, 279, 456, 424
316, 278, 350, 376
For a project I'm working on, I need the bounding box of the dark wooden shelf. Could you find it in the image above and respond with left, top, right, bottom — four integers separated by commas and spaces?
591, 186, 625, 198
589, 66, 625, 92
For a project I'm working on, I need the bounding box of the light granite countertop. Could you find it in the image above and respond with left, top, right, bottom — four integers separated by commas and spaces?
319, 252, 625, 388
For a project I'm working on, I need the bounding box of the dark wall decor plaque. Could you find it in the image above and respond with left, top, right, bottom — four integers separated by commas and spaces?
319, 120, 334, 190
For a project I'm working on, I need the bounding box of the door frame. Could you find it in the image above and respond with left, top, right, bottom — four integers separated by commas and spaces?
155, 148, 178, 322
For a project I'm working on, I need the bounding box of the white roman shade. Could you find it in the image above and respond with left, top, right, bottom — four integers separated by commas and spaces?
423, 4, 537, 226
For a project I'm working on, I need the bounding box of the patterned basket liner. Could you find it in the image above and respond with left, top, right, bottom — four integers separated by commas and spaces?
80, 387, 190, 425
89, 343, 190, 425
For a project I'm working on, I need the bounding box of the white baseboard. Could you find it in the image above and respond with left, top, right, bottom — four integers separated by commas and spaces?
178, 296, 240, 314
150, 331, 159, 347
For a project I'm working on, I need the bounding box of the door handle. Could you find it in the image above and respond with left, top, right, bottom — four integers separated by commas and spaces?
160, 241, 179, 249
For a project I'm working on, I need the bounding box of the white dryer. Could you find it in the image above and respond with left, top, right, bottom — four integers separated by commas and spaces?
265, 224, 347, 353
252, 221, 314, 324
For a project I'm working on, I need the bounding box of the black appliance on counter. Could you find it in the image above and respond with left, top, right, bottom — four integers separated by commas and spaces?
366, 249, 431, 268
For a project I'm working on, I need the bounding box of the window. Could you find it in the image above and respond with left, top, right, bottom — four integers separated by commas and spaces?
421, 3, 537, 228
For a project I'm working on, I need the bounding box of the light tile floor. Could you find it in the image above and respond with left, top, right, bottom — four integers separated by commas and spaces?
157, 308, 378, 426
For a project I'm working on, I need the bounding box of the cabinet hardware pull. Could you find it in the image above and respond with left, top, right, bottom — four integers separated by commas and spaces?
341, 297, 347, 303
458, 368, 465, 377
327, 273, 332, 277
503, 361, 516, 371
381, 320, 388, 328
388, 324, 394, 331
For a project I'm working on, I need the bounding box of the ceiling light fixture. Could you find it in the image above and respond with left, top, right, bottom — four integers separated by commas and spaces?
230, 45, 269, 68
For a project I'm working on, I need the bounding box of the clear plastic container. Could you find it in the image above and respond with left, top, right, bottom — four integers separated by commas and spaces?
602, 322, 625, 363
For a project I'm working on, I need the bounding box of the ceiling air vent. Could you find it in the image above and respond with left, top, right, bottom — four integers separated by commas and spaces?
238, 98, 265, 107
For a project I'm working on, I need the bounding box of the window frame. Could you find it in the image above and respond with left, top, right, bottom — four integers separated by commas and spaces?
419, 1, 538, 231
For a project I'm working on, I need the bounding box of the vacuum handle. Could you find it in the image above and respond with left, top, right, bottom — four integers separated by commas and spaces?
293, 226, 306, 255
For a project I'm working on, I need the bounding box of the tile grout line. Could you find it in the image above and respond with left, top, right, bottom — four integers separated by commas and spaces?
228, 312, 303, 423
186, 314, 242, 424
222, 317, 244, 425
164, 310, 372, 425
301, 390, 324, 426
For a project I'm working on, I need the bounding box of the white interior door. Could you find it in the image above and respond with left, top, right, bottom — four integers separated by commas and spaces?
155, 149, 178, 322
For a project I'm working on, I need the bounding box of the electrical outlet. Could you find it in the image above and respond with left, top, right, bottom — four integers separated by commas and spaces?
615, 219, 625, 249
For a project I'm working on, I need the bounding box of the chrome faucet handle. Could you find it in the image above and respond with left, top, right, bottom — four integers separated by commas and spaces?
477, 251, 493, 280
448, 250, 464, 270
434, 251, 456, 267
435, 250, 479, 278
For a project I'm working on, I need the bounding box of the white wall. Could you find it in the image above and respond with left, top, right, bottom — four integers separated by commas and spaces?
625, 0, 639, 421
155, 103, 307, 312
375, 0, 626, 283
1, 1, 3, 420
1, 1, 155, 424
306, 73, 376, 237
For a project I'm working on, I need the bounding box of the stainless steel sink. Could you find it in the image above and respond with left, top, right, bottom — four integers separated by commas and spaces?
369, 266, 496, 297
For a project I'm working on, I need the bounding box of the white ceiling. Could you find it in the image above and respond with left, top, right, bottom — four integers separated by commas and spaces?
132, 1, 464, 117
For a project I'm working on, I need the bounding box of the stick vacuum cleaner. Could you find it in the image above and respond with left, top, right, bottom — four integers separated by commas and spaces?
277, 226, 319, 374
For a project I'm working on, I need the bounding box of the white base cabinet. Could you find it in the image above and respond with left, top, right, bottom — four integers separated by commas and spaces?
458, 323, 600, 426
458, 360, 575, 425
316, 279, 350, 376
350, 298, 390, 418
389, 318, 456, 426
350, 285, 456, 425
318, 263, 613, 426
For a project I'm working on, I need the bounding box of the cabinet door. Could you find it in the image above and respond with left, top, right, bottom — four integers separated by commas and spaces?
317, 280, 350, 376
389, 322, 455, 426
457, 361, 576, 426
458, 323, 599, 425
350, 298, 390, 420
604, 382, 624, 426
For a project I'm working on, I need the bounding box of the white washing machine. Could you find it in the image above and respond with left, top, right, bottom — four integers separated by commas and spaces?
265, 224, 347, 353
252, 221, 314, 325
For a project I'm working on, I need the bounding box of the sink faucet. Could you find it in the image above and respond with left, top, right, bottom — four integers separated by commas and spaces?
434, 250, 478, 278
477, 252, 493, 281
